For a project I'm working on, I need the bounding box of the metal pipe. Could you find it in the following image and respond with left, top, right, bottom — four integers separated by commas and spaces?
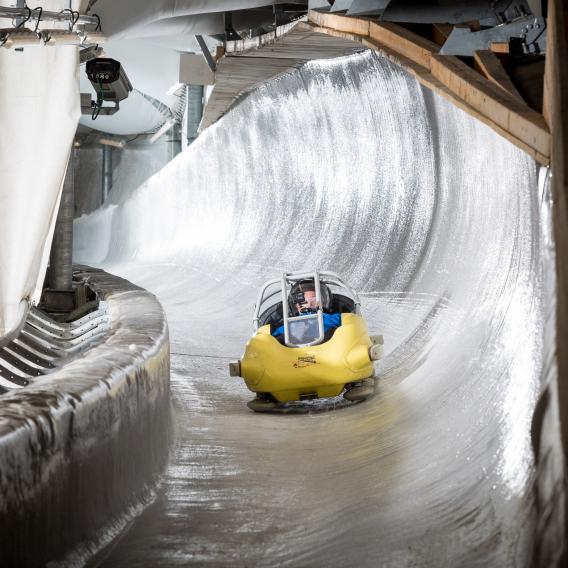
0, 6, 100, 26
0, 29, 105, 48
49, 151, 75, 291
186, 85, 204, 145
169, 121, 182, 160
102, 145, 112, 202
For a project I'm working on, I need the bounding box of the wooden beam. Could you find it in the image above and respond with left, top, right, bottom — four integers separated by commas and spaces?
473, 50, 524, 101
307, 11, 550, 164
359, 36, 549, 164
430, 54, 549, 157
308, 9, 370, 36
533, 0, 568, 564
432, 24, 453, 47
368, 21, 439, 70
490, 41, 510, 54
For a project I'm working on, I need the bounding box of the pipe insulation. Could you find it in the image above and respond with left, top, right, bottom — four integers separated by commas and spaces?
74, 50, 563, 566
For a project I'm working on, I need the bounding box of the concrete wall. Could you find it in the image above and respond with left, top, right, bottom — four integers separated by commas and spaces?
0, 267, 170, 567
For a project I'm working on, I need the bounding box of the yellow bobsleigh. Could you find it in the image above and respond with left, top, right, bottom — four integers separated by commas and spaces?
229, 270, 383, 412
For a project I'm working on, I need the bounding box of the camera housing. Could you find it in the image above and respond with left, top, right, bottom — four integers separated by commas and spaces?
84, 58, 132, 118
86, 58, 132, 102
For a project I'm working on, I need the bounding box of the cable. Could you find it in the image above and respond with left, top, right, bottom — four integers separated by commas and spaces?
15, 6, 31, 28
91, 78, 104, 120
32, 6, 42, 33
60, 8, 80, 31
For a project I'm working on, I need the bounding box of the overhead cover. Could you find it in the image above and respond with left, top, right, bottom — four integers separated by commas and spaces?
92, 0, 302, 40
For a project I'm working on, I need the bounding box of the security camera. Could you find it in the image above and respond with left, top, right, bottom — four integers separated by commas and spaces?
84, 58, 132, 119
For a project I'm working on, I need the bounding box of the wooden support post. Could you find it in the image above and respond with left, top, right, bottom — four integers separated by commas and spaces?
308, 9, 370, 36
473, 50, 524, 101
542, 1, 568, 563
432, 24, 453, 46
430, 55, 549, 158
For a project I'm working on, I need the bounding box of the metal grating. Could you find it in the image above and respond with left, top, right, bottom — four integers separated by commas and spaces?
0, 303, 110, 393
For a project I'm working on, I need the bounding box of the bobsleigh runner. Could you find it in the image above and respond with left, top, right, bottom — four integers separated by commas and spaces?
229, 270, 383, 412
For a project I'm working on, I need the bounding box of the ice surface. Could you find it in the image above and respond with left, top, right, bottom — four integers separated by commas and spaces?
75, 51, 558, 566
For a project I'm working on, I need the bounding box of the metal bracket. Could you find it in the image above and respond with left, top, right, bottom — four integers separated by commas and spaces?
195, 34, 216, 73
224, 12, 241, 41
440, 16, 547, 56
80, 93, 119, 116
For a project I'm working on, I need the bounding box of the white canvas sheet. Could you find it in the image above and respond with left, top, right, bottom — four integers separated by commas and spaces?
0, 46, 80, 339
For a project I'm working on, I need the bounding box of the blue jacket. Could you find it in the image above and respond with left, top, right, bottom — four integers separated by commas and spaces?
272, 313, 342, 338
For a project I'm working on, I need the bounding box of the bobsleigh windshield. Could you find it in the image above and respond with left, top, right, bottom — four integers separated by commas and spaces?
253, 270, 362, 348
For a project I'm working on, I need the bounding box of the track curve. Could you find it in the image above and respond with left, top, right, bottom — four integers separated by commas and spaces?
76, 50, 549, 567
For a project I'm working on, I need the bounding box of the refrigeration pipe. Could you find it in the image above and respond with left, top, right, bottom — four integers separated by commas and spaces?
102, 144, 112, 202
169, 121, 182, 159
186, 85, 204, 146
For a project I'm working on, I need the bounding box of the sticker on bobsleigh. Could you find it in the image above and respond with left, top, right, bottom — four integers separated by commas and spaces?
293, 355, 318, 368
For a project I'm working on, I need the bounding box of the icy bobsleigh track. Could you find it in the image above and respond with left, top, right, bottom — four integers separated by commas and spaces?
72, 50, 561, 566
0, 266, 170, 567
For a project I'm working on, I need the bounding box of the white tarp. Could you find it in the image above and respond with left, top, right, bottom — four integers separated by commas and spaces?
93, 0, 299, 40
0, 46, 80, 339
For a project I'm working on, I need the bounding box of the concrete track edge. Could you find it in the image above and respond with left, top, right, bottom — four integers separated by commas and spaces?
0, 266, 171, 567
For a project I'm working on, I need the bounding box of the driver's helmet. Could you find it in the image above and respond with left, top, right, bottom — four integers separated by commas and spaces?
288, 278, 332, 316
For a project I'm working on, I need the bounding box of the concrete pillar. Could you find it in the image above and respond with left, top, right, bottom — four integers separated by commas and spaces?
102, 145, 112, 203
186, 84, 204, 146
48, 150, 74, 291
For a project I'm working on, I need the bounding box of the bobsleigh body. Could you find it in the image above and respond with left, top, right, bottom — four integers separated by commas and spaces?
229, 270, 383, 410
238, 313, 375, 402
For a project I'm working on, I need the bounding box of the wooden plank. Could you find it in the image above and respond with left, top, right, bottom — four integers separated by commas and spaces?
307, 23, 365, 44
208, 11, 551, 163
430, 54, 550, 156
473, 50, 524, 101
360, 37, 549, 165
307, 15, 550, 162
535, 1, 568, 564
308, 9, 371, 36
432, 24, 453, 46
544, 0, 568, 503
308, 11, 440, 70
490, 41, 510, 54
368, 21, 439, 70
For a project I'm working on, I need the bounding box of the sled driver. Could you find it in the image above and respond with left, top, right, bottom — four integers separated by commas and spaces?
271, 278, 341, 342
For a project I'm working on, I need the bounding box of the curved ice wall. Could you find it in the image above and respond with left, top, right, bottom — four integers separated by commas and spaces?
75, 51, 555, 566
